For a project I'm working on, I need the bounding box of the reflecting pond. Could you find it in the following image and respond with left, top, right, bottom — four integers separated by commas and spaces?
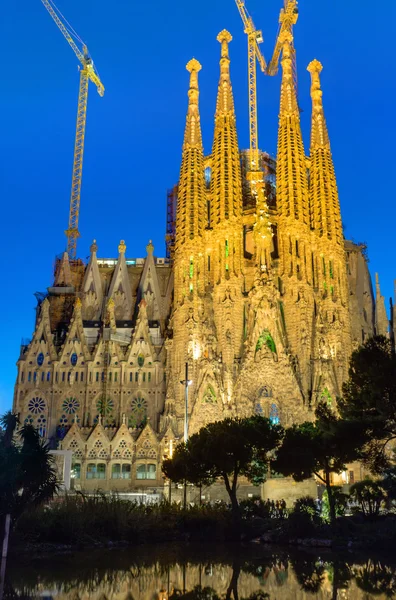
5, 543, 396, 599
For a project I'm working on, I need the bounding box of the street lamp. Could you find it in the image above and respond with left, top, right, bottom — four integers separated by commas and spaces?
180, 362, 192, 508
180, 362, 193, 443
168, 439, 173, 504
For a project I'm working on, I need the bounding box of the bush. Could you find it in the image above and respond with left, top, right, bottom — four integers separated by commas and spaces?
12, 493, 236, 547
349, 479, 387, 519
239, 497, 271, 520
322, 487, 348, 522
287, 496, 321, 536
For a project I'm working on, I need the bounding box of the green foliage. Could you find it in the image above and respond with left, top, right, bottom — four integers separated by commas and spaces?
13, 494, 235, 546
349, 479, 387, 518
287, 496, 321, 535
273, 401, 362, 525
338, 335, 396, 471
0, 411, 58, 525
163, 416, 284, 517
321, 487, 348, 522
239, 497, 271, 520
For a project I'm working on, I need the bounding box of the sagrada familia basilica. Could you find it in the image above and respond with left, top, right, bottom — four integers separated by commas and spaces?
12, 17, 392, 494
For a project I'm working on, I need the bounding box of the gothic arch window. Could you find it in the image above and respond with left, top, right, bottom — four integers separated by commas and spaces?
255, 330, 277, 355
259, 386, 273, 398
37, 353, 44, 367
37, 415, 47, 437
28, 397, 45, 415
269, 403, 280, 425
62, 397, 80, 415
137, 354, 145, 368
71, 353, 78, 367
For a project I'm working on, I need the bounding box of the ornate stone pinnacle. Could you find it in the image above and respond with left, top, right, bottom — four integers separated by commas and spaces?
186, 58, 202, 74
75, 297, 82, 309
217, 29, 233, 44
118, 239, 126, 254
107, 297, 115, 310
307, 59, 323, 75
90, 239, 98, 254
279, 30, 293, 47
146, 240, 154, 255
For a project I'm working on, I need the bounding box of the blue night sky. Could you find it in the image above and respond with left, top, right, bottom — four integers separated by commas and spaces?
0, 0, 395, 412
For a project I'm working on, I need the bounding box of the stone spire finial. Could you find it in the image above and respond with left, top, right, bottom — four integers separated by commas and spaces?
122, 413, 126, 425
146, 240, 154, 256
217, 29, 232, 59
307, 59, 329, 149
184, 59, 202, 148
75, 297, 82, 310
90, 239, 98, 254
118, 240, 126, 254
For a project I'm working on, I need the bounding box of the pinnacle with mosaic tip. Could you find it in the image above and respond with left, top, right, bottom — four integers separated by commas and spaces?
186, 58, 202, 74
90, 239, 98, 254
118, 240, 126, 254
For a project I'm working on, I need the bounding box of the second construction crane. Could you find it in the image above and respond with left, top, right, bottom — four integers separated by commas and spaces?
41, 0, 105, 259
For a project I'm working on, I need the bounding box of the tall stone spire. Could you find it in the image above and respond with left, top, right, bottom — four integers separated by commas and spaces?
307, 59, 343, 246
175, 59, 206, 252
375, 273, 389, 336
209, 30, 243, 285
276, 31, 309, 227
208, 30, 244, 404
173, 58, 206, 304
210, 30, 243, 231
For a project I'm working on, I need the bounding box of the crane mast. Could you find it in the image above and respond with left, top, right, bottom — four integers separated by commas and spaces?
235, 0, 266, 173
41, 0, 104, 259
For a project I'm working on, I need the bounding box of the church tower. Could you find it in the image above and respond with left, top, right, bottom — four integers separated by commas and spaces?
167, 58, 209, 433
208, 30, 244, 405
307, 59, 352, 401
276, 29, 314, 400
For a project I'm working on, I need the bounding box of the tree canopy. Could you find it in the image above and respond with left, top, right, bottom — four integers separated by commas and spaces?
0, 411, 58, 524
338, 335, 396, 471
163, 415, 283, 517
273, 401, 363, 524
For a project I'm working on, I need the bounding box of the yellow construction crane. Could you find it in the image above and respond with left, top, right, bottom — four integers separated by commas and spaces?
267, 1, 299, 93
41, 0, 105, 259
235, 0, 267, 174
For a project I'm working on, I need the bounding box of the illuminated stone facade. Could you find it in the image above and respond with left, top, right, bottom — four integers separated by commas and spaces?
13, 30, 388, 494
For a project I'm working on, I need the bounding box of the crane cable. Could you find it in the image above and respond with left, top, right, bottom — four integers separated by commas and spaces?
47, 0, 85, 46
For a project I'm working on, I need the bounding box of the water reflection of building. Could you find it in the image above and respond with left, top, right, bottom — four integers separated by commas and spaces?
13, 20, 391, 501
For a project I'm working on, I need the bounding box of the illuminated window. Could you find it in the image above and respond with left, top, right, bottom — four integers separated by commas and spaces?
37, 353, 44, 367
148, 372, 151, 383
71, 353, 78, 367
73, 463, 81, 479
122, 464, 131, 479
136, 463, 156, 480
112, 464, 121, 479
138, 354, 145, 368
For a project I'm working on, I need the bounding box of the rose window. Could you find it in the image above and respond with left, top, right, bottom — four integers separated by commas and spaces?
96, 397, 114, 416
62, 397, 80, 414
131, 397, 147, 414
28, 397, 45, 415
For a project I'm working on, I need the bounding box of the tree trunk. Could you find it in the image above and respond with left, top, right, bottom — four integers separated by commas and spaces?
223, 473, 241, 538
325, 471, 336, 526
225, 559, 241, 600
